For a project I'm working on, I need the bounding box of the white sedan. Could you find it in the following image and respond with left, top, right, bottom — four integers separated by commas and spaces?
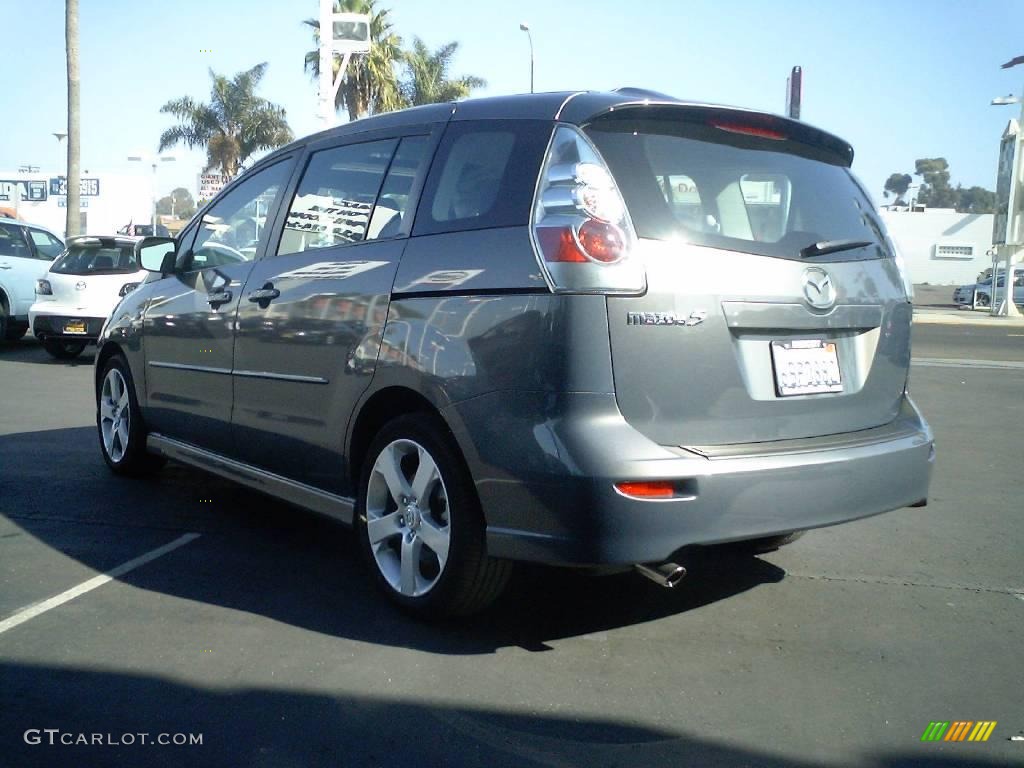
29, 235, 174, 359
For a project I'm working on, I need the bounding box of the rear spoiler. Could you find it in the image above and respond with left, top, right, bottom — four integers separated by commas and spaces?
581, 102, 855, 167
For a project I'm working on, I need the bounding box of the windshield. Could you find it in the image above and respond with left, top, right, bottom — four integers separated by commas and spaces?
51, 242, 140, 275
586, 116, 892, 262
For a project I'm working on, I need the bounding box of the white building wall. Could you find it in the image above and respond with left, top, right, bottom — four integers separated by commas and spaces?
0, 171, 151, 239
880, 208, 994, 285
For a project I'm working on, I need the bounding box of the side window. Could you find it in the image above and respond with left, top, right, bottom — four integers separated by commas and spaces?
28, 229, 64, 259
366, 136, 430, 240
0, 223, 31, 258
277, 139, 398, 256
413, 121, 553, 236
186, 160, 291, 271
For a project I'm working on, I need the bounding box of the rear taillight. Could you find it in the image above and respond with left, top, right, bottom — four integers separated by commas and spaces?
35, 279, 52, 295
531, 125, 645, 293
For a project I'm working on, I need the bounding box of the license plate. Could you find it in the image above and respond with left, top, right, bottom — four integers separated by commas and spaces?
771, 339, 843, 396
63, 319, 87, 335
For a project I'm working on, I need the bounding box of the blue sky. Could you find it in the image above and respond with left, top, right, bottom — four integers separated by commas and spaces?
3, 0, 1023, 205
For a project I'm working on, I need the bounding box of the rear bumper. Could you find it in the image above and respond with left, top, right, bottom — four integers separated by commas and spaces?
30, 310, 105, 341
444, 392, 934, 566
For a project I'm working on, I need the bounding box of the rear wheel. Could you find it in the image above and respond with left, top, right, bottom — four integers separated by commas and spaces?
97, 355, 164, 475
355, 413, 512, 618
43, 338, 88, 359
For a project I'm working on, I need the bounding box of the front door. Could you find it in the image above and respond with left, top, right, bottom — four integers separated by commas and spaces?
142, 159, 294, 453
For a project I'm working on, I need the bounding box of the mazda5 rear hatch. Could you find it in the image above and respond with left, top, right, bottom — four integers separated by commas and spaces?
581, 106, 912, 447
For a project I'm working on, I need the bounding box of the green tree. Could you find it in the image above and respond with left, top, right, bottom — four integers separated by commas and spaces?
303, 0, 404, 121
883, 172, 912, 204
158, 63, 293, 179
956, 185, 997, 214
156, 187, 196, 218
914, 158, 958, 209
399, 37, 485, 107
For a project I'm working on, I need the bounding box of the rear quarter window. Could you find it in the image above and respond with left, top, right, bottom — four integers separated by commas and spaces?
413, 120, 553, 236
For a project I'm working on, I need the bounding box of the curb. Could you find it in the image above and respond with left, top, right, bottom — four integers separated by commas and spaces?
912, 310, 1024, 327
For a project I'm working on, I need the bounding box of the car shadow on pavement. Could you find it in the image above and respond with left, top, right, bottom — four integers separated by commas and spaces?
1, 661, 1018, 768
1, 426, 789, 654
0, 337, 96, 367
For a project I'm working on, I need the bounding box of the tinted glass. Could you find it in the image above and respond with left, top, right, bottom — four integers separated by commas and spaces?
0, 223, 30, 258
367, 136, 430, 240
413, 121, 553, 236
278, 139, 397, 256
51, 242, 139, 275
587, 117, 892, 262
188, 160, 291, 270
29, 229, 64, 259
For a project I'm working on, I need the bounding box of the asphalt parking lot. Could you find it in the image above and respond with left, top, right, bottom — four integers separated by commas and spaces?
1, 321, 1022, 768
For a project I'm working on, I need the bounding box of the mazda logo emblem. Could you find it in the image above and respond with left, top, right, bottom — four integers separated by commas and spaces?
802, 267, 836, 310
75, 281, 87, 291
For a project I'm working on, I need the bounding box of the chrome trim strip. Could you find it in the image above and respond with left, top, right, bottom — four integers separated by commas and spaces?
147, 434, 355, 524
148, 361, 232, 376
553, 90, 587, 121
232, 369, 330, 384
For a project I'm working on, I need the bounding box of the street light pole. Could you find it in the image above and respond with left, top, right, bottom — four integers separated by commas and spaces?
519, 23, 534, 94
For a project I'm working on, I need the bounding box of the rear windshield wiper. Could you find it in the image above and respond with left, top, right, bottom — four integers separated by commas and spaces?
799, 239, 874, 258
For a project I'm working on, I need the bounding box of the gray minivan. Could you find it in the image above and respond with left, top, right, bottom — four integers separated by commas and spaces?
95, 89, 934, 616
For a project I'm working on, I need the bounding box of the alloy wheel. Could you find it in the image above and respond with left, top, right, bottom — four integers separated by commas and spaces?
99, 368, 131, 463
365, 439, 451, 598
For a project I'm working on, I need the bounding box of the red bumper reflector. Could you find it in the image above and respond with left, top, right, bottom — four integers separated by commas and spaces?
615, 481, 675, 498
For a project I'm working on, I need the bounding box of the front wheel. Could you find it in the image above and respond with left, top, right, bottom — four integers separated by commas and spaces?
355, 413, 512, 618
97, 355, 164, 475
43, 338, 88, 359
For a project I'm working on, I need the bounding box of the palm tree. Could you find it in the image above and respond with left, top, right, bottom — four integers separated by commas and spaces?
400, 37, 486, 107
303, 0, 403, 121
158, 63, 293, 179
65, 0, 80, 237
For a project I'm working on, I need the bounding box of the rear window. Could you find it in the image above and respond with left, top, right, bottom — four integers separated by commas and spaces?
585, 116, 891, 262
51, 243, 139, 275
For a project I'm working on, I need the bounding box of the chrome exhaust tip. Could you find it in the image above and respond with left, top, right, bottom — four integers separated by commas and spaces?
634, 561, 687, 588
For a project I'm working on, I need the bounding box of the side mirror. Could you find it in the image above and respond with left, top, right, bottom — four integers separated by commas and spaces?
139, 238, 176, 274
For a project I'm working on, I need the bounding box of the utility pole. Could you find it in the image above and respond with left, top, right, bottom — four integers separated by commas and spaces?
65, 0, 81, 237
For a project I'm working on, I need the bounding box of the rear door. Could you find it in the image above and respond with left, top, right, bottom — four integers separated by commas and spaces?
584, 108, 910, 447
230, 130, 435, 493
0, 222, 51, 316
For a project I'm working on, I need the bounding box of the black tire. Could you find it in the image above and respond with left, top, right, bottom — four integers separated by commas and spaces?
43, 338, 88, 359
975, 293, 990, 308
96, 354, 165, 476
728, 530, 806, 554
4, 323, 28, 341
0, 301, 8, 342
355, 413, 512, 618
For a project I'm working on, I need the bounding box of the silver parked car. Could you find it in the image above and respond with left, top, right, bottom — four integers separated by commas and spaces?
95, 89, 934, 616
952, 267, 1024, 308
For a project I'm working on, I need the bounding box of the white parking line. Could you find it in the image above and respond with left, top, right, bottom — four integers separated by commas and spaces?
0, 533, 200, 637
912, 358, 1024, 370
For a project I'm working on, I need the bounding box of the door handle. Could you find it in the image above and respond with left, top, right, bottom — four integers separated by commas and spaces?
0, 263, 11, 269
207, 290, 233, 307
247, 286, 280, 303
